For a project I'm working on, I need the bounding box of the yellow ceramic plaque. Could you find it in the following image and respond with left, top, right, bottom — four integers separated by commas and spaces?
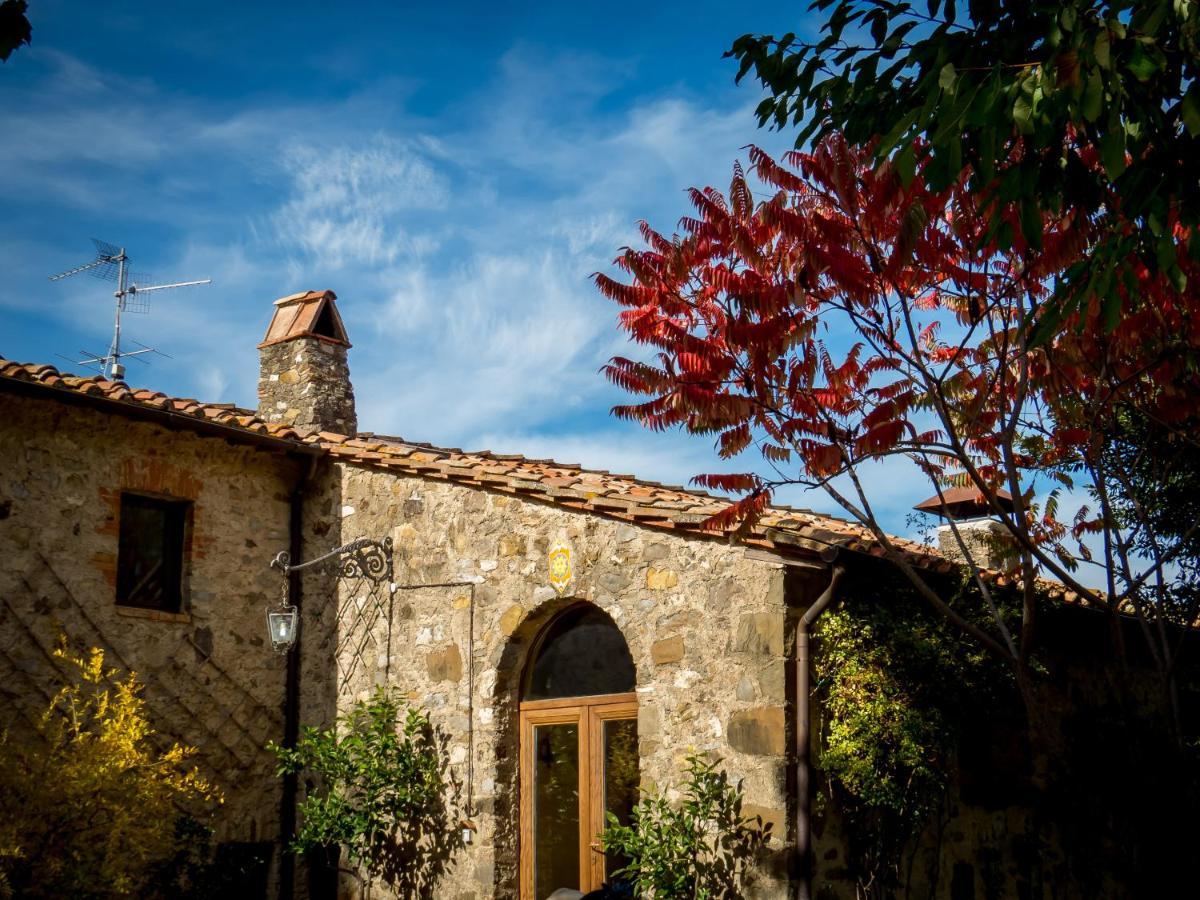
548, 541, 572, 596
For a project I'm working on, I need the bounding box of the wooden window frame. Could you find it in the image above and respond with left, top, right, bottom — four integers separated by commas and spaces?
519, 692, 638, 899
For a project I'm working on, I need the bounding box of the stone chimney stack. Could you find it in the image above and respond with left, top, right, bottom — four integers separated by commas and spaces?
914, 487, 1016, 571
257, 290, 357, 435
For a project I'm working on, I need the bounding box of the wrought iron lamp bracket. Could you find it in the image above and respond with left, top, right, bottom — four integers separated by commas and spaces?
271, 536, 394, 586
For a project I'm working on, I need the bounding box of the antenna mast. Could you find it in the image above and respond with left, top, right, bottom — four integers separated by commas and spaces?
48, 240, 211, 380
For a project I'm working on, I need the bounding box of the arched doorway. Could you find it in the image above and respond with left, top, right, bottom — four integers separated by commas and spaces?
519, 604, 639, 899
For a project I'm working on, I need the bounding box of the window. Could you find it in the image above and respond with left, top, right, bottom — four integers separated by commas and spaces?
520, 605, 638, 899
116, 493, 189, 612
525, 605, 636, 700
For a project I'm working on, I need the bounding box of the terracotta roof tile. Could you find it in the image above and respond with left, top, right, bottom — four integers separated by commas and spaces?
3, 353, 1068, 588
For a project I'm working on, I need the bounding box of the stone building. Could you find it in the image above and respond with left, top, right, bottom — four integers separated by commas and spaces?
0, 290, 1098, 900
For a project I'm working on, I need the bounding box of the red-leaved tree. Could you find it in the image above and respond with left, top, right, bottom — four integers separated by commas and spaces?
596, 134, 1200, 731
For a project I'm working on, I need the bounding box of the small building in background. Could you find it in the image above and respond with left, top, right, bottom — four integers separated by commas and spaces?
914, 486, 1017, 572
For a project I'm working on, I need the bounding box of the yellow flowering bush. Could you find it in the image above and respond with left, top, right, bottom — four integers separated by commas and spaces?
0, 642, 221, 898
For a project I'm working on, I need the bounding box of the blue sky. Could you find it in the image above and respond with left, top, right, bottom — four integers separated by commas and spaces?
0, 0, 947, 544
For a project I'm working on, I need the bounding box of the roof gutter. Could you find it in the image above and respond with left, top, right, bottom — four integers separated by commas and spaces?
795, 559, 846, 900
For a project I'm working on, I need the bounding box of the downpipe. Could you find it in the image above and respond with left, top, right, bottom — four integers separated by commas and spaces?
796, 560, 846, 900
279, 454, 315, 900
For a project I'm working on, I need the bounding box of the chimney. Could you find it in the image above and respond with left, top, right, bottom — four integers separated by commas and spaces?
914, 486, 1016, 571
257, 290, 357, 435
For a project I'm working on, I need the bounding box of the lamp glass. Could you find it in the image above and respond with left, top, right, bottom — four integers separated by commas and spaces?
267, 605, 299, 652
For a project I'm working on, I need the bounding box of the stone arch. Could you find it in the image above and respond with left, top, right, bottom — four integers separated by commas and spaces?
488, 598, 639, 897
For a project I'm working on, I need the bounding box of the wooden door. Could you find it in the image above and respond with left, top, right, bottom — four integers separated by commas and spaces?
520, 693, 638, 900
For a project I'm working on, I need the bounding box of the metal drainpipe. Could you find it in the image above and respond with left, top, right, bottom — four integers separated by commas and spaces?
278, 455, 315, 900
796, 560, 845, 900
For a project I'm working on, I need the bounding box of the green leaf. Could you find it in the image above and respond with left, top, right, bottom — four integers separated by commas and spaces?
1182, 84, 1200, 137
1157, 234, 1178, 271
1100, 128, 1127, 179
1082, 70, 1103, 122
894, 142, 917, 184
878, 108, 919, 157
938, 62, 957, 94
996, 219, 1014, 251
977, 125, 997, 181
1027, 300, 1066, 348
946, 132, 962, 176
1101, 280, 1122, 331
1136, 0, 1169, 36
869, 9, 887, 45
1127, 43, 1159, 81
1020, 196, 1044, 250
1094, 29, 1111, 68
1013, 93, 1033, 134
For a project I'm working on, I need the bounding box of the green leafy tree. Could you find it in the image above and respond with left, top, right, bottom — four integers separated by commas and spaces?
814, 578, 1013, 896
0, 643, 220, 899
600, 755, 771, 899
270, 689, 456, 895
729, 0, 1200, 331
1097, 409, 1200, 738
0, 0, 31, 62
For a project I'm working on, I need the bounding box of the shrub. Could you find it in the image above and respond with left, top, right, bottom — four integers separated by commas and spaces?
813, 579, 1013, 896
0, 643, 220, 898
600, 754, 770, 899
270, 688, 452, 891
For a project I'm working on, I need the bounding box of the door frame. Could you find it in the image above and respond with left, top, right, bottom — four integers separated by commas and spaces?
519, 692, 637, 899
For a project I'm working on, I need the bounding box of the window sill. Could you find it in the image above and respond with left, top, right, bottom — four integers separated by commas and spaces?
115, 605, 192, 624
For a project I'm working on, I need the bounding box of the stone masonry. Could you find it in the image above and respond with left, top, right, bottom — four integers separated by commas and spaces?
935, 518, 1014, 571
0, 392, 298, 860
258, 339, 356, 435
302, 459, 799, 899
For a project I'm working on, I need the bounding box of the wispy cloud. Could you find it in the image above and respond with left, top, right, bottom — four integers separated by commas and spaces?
5, 37, 794, 509
356, 246, 609, 442
270, 137, 449, 267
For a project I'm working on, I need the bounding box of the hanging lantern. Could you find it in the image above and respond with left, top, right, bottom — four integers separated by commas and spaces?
267, 603, 299, 653
264, 537, 394, 655
267, 570, 299, 653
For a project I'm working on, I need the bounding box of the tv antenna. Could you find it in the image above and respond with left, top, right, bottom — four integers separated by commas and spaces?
48, 239, 211, 380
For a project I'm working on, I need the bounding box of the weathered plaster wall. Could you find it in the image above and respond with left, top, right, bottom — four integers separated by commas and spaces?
0, 393, 298, 856
309, 461, 798, 899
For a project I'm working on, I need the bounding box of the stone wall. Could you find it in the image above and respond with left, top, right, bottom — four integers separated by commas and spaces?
2, 385, 1143, 899
935, 518, 1013, 571
258, 337, 357, 434
0, 393, 301, 878
306, 460, 799, 899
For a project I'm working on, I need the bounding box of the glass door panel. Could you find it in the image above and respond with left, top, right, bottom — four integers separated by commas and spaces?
533, 722, 581, 900
601, 717, 639, 884
521, 695, 638, 899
